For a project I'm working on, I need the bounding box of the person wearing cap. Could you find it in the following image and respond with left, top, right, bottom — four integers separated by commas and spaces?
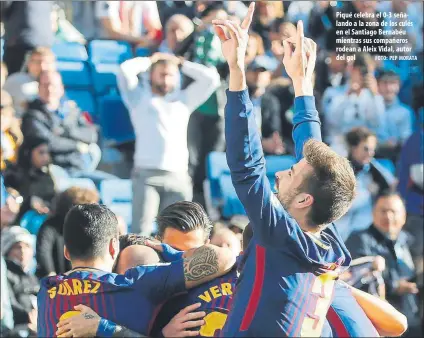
1, 90, 23, 172
1, 226, 39, 329
246, 55, 286, 156
3, 136, 55, 221
376, 69, 414, 163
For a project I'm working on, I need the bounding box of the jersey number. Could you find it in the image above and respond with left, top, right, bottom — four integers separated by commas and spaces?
300, 273, 336, 337
199, 311, 228, 337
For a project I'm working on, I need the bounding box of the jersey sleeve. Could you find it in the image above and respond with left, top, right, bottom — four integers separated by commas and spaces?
125, 260, 186, 303
224, 89, 321, 247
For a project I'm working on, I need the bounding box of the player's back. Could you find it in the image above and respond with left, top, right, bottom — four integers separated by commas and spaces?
38, 262, 185, 336
153, 265, 238, 337
222, 224, 351, 337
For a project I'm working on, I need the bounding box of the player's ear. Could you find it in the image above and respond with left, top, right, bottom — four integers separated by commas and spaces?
64, 245, 71, 261
295, 193, 314, 209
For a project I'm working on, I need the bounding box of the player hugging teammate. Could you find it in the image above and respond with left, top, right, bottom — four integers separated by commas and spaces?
38, 3, 408, 338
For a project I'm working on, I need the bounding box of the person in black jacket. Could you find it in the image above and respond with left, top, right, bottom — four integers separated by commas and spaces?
20, 71, 115, 186
346, 191, 422, 338
1, 226, 38, 330
4, 136, 55, 222
35, 186, 99, 279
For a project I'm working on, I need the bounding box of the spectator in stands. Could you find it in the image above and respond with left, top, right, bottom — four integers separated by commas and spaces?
346, 192, 422, 338
269, 18, 296, 79
1, 226, 38, 330
21, 71, 114, 185
284, 1, 314, 35
322, 53, 386, 151
156, 1, 196, 28
246, 56, 285, 155
4, 136, 55, 221
245, 32, 265, 66
118, 52, 220, 236
0, 182, 20, 231
0, 177, 14, 334
73, 1, 162, 47
1, 91, 23, 172
35, 186, 99, 278
156, 201, 213, 251
308, 1, 337, 50
50, 4, 86, 44
210, 227, 241, 256
0, 1, 53, 74
334, 127, 396, 241
159, 14, 194, 54
251, 1, 284, 51
1, 62, 8, 89
4, 47, 56, 116
376, 70, 414, 162
397, 111, 424, 271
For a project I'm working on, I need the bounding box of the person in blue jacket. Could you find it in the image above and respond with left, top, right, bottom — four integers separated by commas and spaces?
212, 3, 357, 336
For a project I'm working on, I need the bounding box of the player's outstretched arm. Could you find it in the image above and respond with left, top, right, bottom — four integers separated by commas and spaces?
283, 22, 322, 162
183, 245, 235, 289
213, 3, 297, 245
346, 283, 408, 337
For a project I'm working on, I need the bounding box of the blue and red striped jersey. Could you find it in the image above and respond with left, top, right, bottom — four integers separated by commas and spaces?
37, 261, 185, 337
221, 90, 352, 337
152, 261, 239, 338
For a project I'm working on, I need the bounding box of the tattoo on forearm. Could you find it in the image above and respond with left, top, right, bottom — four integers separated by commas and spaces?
113, 325, 147, 337
184, 246, 219, 282
83, 313, 96, 320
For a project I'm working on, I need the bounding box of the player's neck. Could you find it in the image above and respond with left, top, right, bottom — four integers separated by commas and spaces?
295, 213, 321, 235
71, 258, 112, 273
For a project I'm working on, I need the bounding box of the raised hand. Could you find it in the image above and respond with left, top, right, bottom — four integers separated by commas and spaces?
212, 2, 255, 70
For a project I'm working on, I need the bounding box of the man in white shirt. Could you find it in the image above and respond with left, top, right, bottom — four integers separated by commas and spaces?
117, 53, 220, 235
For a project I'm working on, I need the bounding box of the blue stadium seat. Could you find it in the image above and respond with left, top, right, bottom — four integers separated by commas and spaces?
98, 94, 135, 145
135, 47, 151, 57
91, 63, 121, 94
20, 210, 48, 235
206, 152, 230, 206
57, 60, 92, 88
219, 175, 246, 218
100, 179, 132, 227
1, 39, 4, 60
88, 40, 133, 64
52, 42, 88, 62
55, 178, 96, 192
375, 158, 396, 175
66, 90, 96, 118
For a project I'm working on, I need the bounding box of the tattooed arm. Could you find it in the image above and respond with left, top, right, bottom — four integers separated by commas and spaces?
183, 245, 236, 289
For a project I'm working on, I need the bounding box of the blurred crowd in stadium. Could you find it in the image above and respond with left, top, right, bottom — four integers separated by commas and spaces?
0, 1, 423, 337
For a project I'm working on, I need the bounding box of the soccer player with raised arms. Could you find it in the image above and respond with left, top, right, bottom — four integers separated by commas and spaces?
213, 3, 357, 336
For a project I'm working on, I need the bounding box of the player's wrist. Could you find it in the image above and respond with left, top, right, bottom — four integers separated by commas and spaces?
97, 318, 117, 337
292, 78, 313, 97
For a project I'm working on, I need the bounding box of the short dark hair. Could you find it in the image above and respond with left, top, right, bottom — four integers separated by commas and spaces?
302, 139, 356, 227
119, 234, 152, 251
376, 69, 400, 83
156, 201, 213, 240
345, 127, 376, 147
63, 204, 119, 261
375, 190, 404, 205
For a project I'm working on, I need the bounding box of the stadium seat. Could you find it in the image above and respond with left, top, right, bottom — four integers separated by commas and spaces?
52, 42, 88, 62
98, 94, 135, 145
20, 210, 48, 235
88, 40, 133, 64
205, 152, 230, 205
375, 158, 396, 175
65, 90, 96, 118
100, 179, 132, 227
57, 60, 92, 88
91, 63, 121, 94
219, 175, 246, 218
135, 47, 151, 57
0, 39, 4, 60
